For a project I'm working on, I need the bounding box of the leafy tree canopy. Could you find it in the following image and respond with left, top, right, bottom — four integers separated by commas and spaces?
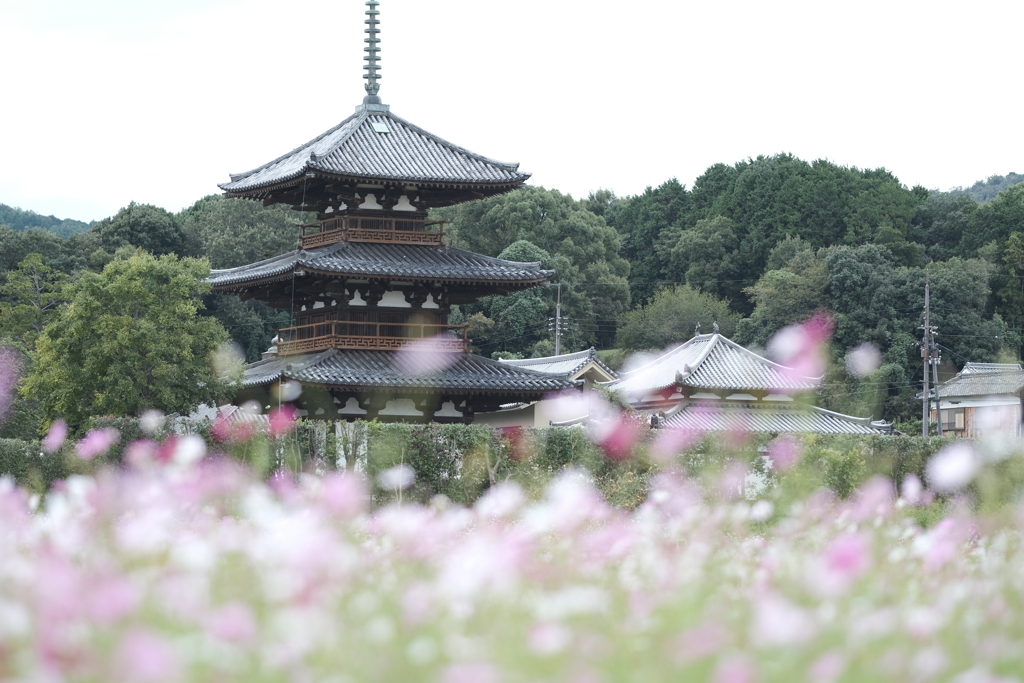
180, 195, 308, 268
616, 285, 740, 351
436, 187, 630, 349
94, 202, 185, 256
24, 252, 232, 427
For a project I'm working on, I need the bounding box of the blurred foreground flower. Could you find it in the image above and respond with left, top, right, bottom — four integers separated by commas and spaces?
378, 464, 415, 490
926, 442, 980, 492
395, 336, 461, 377
267, 405, 297, 437
76, 427, 120, 460
845, 343, 882, 378
768, 312, 833, 384
42, 419, 68, 454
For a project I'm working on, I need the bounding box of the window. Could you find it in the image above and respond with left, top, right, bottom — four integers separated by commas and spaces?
940, 408, 965, 431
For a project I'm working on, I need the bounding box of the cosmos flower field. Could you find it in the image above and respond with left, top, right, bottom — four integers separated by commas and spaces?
2, 432, 1023, 683
3, 320, 1024, 682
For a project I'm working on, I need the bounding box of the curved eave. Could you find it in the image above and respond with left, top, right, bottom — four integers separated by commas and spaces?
210, 265, 554, 293
219, 171, 530, 198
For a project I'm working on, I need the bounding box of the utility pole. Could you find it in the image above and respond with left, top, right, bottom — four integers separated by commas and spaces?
555, 283, 562, 356
920, 278, 943, 436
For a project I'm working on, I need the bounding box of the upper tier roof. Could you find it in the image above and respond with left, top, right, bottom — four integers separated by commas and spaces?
219, 109, 530, 197
209, 240, 553, 290
605, 333, 821, 398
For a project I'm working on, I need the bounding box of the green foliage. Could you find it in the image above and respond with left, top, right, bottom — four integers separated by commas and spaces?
617, 285, 740, 351
959, 172, 1024, 203
0, 254, 66, 346
0, 204, 91, 237
24, 252, 232, 427
180, 195, 307, 268
0, 438, 65, 494
94, 202, 186, 256
436, 186, 630, 349
669, 215, 742, 302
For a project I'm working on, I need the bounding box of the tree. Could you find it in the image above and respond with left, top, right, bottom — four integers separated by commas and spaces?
669, 215, 742, 303
180, 196, 306, 268
437, 187, 630, 348
24, 252, 232, 427
95, 202, 186, 256
737, 246, 828, 347
475, 241, 554, 356
616, 285, 740, 351
0, 253, 66, 346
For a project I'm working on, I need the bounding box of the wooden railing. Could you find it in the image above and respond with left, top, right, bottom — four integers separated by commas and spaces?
276, 321, 468, 355
301, 217, 445, 249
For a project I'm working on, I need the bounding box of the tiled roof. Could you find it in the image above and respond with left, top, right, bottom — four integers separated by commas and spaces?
658, 401, 888, 435
209, 241, 553, 289
220, 110, 529, 195
932, 363, 1024, 399
242, 349, 574, 395
499, 347, 617, 381
606, 334, 820, 398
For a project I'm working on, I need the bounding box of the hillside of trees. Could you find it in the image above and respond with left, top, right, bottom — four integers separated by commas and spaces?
1, 159, 1022, 432
0, 204, 92, 238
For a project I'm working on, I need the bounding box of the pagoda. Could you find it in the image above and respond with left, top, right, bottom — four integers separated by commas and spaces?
210, 1, 573, 423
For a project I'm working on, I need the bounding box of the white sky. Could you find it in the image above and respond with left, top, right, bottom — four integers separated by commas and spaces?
1, 0, 1021, 222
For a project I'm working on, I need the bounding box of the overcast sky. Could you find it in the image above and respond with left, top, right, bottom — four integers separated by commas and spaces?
1, 0, 1021, 222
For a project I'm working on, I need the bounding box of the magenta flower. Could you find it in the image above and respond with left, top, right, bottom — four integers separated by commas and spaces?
125, 439, 158, 468
42, 419, 68, 454
766, 434, 802, 471
825, 533, 871, 580
268, 405, 298, 437
76, 427, 120, 460
114, 629, 181, 682
768, 311, 834, 385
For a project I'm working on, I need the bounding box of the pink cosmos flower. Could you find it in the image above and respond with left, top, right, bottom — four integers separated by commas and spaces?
649, 426, 703, 463
76, 428, 121, 460
320, 472, 369, 519
825, 533, 871, 580
125, 440, 158, 468
768, 311, 833, 385
766, 434, 801, 471
205, 602, 258, 644
713, 654, 755, 683
268, 405, 298, 437
441, 663, 501, 683
114, 629, 181, 682
42, 419, 68, 454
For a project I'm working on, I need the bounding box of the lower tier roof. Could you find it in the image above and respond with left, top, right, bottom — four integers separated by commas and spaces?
658, 401, 890, 435
242, 348, 576, 396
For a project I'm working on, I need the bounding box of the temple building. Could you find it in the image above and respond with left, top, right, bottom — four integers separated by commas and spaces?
210, 1, 573, 423
551, 332, 891, 435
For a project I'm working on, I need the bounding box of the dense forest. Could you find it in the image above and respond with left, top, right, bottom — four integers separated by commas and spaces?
1, 158, 1022, 433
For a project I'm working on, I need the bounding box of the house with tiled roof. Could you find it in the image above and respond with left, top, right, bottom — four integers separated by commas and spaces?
596, 333, 890, 435
922, 362, 1024, 437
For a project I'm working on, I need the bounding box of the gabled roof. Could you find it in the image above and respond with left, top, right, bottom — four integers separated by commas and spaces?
605, 333, 820, 399
657, 401, 889, 435
499, 347, 617, 382
220, 109, 529, 196
931, 362, 1024, 399
209, 240, 553, 290
242, 349, 575, 396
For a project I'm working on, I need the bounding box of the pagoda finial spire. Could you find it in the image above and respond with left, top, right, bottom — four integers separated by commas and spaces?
363, 0, 382, 102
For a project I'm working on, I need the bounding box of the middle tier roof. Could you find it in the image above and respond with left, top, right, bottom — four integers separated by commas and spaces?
210, 241, 554, 292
